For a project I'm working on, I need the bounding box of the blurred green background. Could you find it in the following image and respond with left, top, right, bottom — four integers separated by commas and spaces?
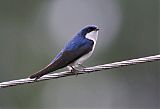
0, 0, 159, 109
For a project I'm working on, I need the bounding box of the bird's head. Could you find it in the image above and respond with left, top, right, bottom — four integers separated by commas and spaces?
78, 25, 99, 42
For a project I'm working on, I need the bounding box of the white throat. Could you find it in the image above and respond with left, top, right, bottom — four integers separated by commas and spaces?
85, 31, 98, 43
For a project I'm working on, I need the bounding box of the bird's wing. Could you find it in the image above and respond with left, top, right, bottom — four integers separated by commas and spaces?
29, 42, 93, 79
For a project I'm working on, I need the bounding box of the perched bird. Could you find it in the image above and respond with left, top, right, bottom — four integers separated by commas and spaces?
29, 25, 99, 80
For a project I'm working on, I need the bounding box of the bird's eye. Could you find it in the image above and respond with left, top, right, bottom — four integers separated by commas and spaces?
88, 28, 93, 32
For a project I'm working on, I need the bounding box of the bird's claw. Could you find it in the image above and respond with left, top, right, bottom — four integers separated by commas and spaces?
70, 68, 80, 76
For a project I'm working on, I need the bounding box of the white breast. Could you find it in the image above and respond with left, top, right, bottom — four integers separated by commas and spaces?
85, 30, 98, 52
71, 31, 99, 67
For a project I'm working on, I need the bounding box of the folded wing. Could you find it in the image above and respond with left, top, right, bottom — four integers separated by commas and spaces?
29, 42, 93, 79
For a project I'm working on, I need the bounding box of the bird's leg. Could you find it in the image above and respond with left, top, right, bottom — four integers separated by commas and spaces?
70, 66, 78, 76
69, 66, 85, 76
68, 65, 85, 76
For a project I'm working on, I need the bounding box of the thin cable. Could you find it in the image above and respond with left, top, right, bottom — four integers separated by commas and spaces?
0, 54, 160, 88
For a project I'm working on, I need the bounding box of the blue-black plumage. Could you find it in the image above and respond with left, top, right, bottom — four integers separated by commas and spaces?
29, 25, 99, 80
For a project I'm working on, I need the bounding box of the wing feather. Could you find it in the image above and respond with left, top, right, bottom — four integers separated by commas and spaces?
29, 42, 93, 79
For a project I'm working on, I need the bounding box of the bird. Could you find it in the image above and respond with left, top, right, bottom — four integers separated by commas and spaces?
29, 25, 99, 80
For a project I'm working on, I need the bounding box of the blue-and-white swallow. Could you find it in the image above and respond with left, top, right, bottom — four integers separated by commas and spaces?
29, 25, 99, 79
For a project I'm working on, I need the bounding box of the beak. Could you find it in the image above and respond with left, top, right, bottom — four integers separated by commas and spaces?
95, 28, 100, 31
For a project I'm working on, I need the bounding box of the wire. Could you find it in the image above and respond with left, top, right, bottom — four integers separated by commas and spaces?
0, 54, 160, 88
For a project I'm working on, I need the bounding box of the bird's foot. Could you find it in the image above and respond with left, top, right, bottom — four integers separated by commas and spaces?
71, 68, 79, 76
70, 66, 83, 76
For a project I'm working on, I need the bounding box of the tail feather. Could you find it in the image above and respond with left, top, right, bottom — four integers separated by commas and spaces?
29, 58, 66, 80
29, 69, 49, 80
29, 72, 43, 79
